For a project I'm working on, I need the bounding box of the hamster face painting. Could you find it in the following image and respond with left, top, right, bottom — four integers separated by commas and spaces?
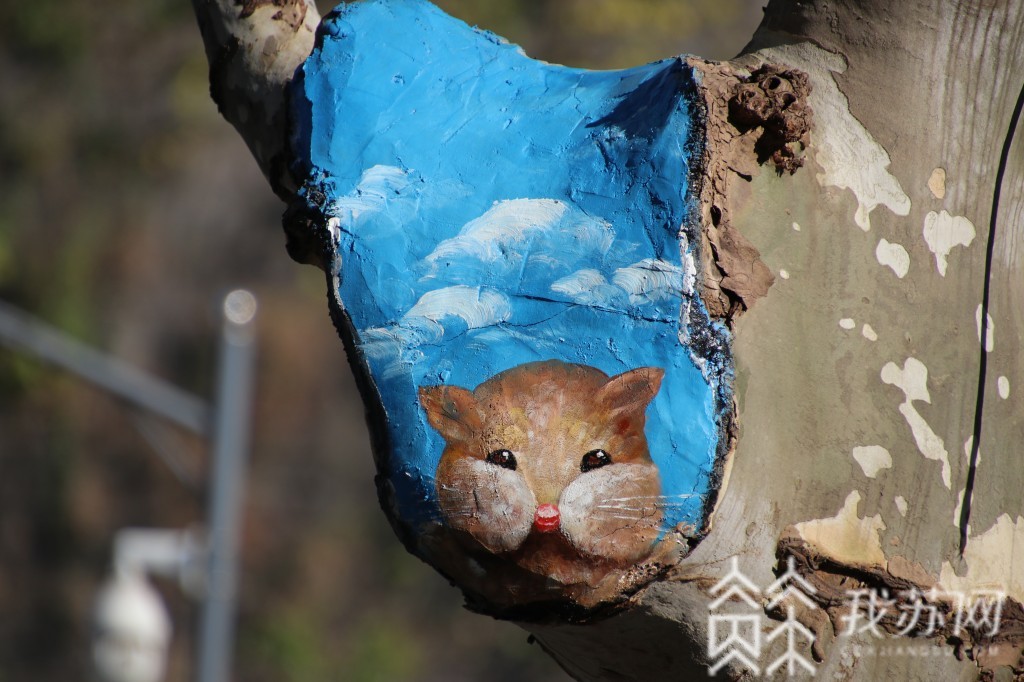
419, 361, 665, 588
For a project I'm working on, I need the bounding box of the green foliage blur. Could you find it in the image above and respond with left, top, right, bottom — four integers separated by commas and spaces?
0, 1, 759, 680
433, 0, 759, 67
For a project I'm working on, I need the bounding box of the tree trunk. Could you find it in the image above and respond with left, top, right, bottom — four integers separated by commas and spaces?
191, 1, 1024, 679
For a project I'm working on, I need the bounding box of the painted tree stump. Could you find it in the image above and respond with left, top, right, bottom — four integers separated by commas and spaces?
286, 0, 734, 612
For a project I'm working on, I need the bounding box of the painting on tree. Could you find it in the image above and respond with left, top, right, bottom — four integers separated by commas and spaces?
184, 0, 1024, 676
286, 0, 734, 608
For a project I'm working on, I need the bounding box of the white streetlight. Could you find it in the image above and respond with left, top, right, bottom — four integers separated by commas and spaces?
5, 288, 261, 682
92, 568, 172, 682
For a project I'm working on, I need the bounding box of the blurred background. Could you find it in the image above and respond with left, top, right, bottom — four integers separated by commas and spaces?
0, 1, 762, 680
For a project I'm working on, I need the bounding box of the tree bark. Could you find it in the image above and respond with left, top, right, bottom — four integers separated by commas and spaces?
190, 0, 319, 198
191, 1, 1024, 679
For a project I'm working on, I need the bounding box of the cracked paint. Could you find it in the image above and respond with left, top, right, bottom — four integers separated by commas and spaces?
880, 357, 951, 489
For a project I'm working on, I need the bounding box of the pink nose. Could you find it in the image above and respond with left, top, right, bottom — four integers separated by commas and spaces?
534, 503, 560, 533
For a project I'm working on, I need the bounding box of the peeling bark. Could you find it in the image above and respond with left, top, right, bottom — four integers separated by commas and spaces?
689, 59, 802, 320
729, 65, 811, 173
777, 535, 1024, 673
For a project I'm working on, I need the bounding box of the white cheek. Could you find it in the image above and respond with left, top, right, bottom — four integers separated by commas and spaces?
560, 463, 638, 531
560, 463, 661, 560
440, 459, 536, 553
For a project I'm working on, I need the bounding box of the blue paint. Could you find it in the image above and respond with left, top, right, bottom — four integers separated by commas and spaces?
290, 0, 731, 536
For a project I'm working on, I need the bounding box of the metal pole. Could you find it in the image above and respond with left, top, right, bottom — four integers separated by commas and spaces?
197, 290, 257, 682
0, 300, 209, 435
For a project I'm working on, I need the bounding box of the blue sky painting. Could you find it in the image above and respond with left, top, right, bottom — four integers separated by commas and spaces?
289, 0, 732, 543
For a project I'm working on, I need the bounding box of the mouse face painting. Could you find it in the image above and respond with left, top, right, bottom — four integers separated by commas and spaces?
420, 361, 664, 588
288, 0, 735, 611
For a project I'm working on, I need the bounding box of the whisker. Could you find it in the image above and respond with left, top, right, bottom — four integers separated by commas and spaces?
602, 493, 699, 503
577, 509, 633, 518
589, 514, 648, 522
598, 499, 699, 507
589, 507, 651, 517
596, 501, 681, 508
436, 505, 476, 515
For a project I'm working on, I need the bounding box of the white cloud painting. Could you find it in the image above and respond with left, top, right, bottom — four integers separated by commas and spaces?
328, 172, 697, 378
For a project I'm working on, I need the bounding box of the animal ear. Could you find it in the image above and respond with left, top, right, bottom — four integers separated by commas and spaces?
418, 385, 481, 443
596, 366, 665, 417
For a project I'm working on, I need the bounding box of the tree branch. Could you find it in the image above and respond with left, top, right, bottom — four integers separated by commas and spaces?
190, 0, 320, 200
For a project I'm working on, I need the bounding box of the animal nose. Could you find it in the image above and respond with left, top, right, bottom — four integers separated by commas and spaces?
533, 503, 560, 533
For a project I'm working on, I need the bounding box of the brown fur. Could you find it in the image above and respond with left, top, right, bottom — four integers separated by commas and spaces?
419, 360, 665, 592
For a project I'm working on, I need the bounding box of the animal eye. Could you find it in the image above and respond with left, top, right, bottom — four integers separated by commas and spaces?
486, 449, 517, 470
581, 449, 612, 472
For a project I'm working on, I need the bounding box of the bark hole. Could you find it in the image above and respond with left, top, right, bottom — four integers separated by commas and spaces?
728, 64, 811, 174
